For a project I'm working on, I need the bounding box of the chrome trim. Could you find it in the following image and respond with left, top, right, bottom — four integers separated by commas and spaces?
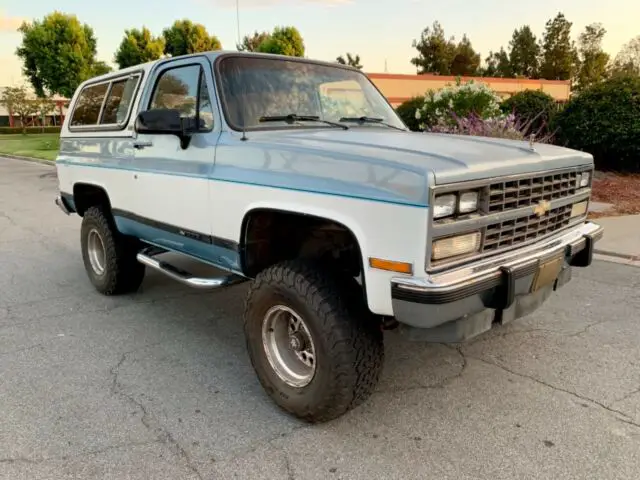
137, 248, 246, 289
431, 189, 591, 237
398, 221, 602, 294
55, 195, 71, 215
426, 164, 594, 272
431, 164, 593, 194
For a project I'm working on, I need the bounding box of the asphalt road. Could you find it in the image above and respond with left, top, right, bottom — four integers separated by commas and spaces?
1, 157, 640, 480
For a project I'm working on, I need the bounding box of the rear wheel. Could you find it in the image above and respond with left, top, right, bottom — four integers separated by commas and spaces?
80, 206, 145, 295
244, 259, 384, 423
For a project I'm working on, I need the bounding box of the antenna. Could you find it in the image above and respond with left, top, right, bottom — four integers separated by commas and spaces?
384, 59, 388, 73
236, 0, 241, 46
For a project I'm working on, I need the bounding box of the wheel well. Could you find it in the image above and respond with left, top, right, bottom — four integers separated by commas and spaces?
241, 209, 364, 281
73, 183, 111, 216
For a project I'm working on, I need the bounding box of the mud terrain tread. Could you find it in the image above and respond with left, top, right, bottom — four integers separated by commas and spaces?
81, 206, 145, 295
244, 259, 384, 423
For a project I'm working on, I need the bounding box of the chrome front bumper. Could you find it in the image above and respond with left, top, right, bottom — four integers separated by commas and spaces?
391, 221, 603, 341
55, 194, 74, 215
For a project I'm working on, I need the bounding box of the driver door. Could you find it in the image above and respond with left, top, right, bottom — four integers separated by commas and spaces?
128, 57, 219, 262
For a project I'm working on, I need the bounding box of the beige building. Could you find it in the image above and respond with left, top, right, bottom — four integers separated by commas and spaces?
366, 73, 571, 108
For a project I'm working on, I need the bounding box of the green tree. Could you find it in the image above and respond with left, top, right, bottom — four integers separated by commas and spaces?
483, 48, 512, 77
410, 21, 456, 75
539, 12, 579, 80
611, 35, 640, 77
257, 26, 305, 57
509, 26, 540, 78
451, 34, 481, 75
115, 27, 165, 69
15, 11, 103, 97
0, 86, 39, 132
336, 53, 363, 69
237, 31, 271, 52
575, 23, 610, 91
91, 61, 113, 76
162, 19, 222, 57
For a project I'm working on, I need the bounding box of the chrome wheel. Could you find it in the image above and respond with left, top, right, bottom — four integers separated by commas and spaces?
87, 228, 106, 276
262, 305, 316, 388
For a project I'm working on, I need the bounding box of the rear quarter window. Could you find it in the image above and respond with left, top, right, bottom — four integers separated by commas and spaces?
70, 83, 109, 126
69, 74, 141, 129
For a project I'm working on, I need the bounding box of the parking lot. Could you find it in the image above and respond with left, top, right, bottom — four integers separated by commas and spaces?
1, 157, 640, 480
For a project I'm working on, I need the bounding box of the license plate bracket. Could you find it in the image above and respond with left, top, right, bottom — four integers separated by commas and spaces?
531, 256, 564, 292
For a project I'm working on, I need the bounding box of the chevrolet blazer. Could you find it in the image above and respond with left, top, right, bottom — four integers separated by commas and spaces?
54, 51, 603, 423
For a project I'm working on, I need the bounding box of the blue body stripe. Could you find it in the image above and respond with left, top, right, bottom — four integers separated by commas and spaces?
114, 216, 242, 274
55, 159, 428, 208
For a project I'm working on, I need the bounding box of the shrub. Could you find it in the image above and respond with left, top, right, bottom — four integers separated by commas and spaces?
416, 78, 502, 130
0, 126, 61, 134
500, 90, 558, 137
553, 75, 640, 172
429, 112, 554, 143
395, 96, 425, 131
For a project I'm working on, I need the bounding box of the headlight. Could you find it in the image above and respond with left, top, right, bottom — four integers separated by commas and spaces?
459, 191, 479, 213
432, 232, 481, 260
579, 172, 590, 187
433, 194, 456, 219
433, 191, 479, 219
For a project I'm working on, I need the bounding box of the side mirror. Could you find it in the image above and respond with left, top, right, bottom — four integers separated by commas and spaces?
135, 109, 183, 135
135, 109, 196, 148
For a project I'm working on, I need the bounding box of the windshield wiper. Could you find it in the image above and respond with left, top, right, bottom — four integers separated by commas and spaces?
339, 116, 407, 131
259, 114, 349, 130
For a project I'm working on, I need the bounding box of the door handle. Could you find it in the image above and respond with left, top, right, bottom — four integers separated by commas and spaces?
133, 141, 153, 149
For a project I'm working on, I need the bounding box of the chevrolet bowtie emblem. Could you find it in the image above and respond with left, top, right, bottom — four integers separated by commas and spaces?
533, 200, 551, 217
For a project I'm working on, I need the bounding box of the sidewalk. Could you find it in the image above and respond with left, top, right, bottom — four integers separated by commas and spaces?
592, 214, 640, 266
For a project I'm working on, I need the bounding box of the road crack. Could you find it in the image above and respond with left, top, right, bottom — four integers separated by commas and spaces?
376, 345, 468, 394
467, 352, 640, 429
110, 346, 204, 480
0, 440, 163, 465
0, 343, 44, 357
283, 449, 296, 480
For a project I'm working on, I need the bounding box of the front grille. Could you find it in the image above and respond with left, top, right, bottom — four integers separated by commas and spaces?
488, 171, 579, 213
483, 204, 572, 252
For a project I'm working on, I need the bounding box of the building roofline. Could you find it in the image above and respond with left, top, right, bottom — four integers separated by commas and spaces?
365, 72, 571, 86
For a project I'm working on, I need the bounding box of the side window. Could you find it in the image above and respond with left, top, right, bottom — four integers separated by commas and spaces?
101, 75, 140, 125
70, 83, 109, 126
149, 64, 214, 130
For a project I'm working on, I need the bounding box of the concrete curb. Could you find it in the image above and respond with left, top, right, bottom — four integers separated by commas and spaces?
594, 253, 640, 268
0, 153, 55, 167
593, 249, 639, 261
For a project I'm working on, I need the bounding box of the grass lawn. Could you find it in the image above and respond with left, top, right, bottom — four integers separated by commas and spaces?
0, 134, 60, 161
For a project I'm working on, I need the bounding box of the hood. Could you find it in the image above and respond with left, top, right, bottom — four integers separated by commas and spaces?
215, 128, 593, 208
254, 129, 593, 185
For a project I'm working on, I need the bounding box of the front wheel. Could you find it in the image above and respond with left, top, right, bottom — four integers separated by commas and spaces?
243, 259, 384, 423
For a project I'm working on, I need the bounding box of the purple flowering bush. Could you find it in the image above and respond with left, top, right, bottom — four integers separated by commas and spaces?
414, 78, 554, 143
428, 111, 554, 143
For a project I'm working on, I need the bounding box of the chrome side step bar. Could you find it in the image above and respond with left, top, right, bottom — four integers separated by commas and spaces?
136, 248, 247, 289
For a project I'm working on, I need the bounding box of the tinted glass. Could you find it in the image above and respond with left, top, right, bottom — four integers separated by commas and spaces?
70, 83, 109, 126
101, 76, 140, 124
149, 65, 213, 130
150, 65, 200, 117
217, 56, 405, 130
198, 70, 214, 130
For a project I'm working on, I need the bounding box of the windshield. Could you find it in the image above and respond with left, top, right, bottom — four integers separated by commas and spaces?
216, 55, 407, 131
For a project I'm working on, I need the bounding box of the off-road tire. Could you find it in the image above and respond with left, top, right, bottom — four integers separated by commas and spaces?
244, 259, 384, 423
80, 206, 145, 295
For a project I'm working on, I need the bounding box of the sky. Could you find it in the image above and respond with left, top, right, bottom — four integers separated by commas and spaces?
0, 0, 639, 87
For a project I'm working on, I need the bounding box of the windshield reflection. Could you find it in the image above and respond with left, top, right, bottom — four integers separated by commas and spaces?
216, 55, 406, 131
